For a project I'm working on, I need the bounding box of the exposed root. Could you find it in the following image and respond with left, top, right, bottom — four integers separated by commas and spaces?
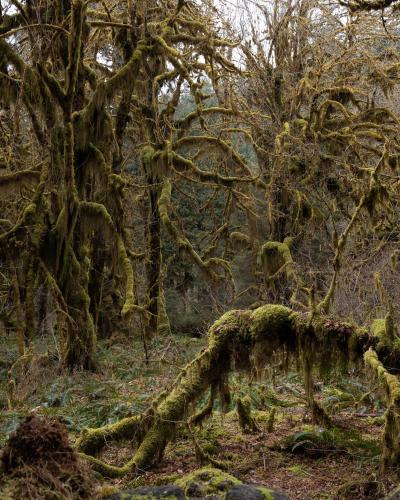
75, 414, 143, 455
1, 414, 95, 499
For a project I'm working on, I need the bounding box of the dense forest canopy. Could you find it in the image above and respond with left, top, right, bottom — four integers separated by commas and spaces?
2, 0, 400, 498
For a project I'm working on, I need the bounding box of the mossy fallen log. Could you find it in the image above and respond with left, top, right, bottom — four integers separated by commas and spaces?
76, 304, 400, 476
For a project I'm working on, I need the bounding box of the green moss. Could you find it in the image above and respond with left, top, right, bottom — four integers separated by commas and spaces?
250, 304, 295, 341
141, 145, 156, 165
364, 349, 400, 469
75, 414, 143, 455
237, 396, 259, 432
256, 487, 277, 500
23, 203, 37, 219
158, 180, 172, 225
175, 467, 241, 496
118, 237, 136, 317
371, 318, 386, 338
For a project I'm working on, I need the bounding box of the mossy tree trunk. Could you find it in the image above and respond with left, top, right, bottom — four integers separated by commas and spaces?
1, 0, 280, 370
143, 156, 163, 336
0, 0, 145, 369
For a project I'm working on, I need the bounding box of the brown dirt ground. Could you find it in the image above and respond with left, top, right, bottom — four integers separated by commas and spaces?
100, 405, 395, 499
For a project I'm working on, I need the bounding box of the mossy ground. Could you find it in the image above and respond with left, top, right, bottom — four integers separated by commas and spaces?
0, 333, 396, 499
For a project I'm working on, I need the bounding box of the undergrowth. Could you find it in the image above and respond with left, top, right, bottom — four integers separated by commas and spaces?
0, 333, 393, 499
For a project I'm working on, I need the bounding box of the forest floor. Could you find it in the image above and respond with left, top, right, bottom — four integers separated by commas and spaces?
0, 331, 396, 499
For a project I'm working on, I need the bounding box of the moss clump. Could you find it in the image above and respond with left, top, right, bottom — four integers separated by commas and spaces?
141, 145, 156, 166
250, 304, 295, 336
250, 304, 296, 343
175, 469, 285, 499
371, 314, 396, 354
371, 318, 386, 339
174, 467, 241, 497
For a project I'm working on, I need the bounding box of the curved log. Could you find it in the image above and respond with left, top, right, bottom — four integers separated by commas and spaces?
76, 304, 399, 477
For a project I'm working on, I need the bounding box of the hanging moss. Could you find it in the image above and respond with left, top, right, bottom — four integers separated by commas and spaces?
258, 239, 295, 283
371, 318, 386, 339
229, 231, 253, 250
77, 300, 394, 475
0, 169, 40, 195
190, 385, 217, 426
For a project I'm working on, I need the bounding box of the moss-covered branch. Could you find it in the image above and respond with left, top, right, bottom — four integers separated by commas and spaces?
158, 179, 231, 282
364, 349, 400, 470
0, 169, 40, 193
78, 303, 395, 476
